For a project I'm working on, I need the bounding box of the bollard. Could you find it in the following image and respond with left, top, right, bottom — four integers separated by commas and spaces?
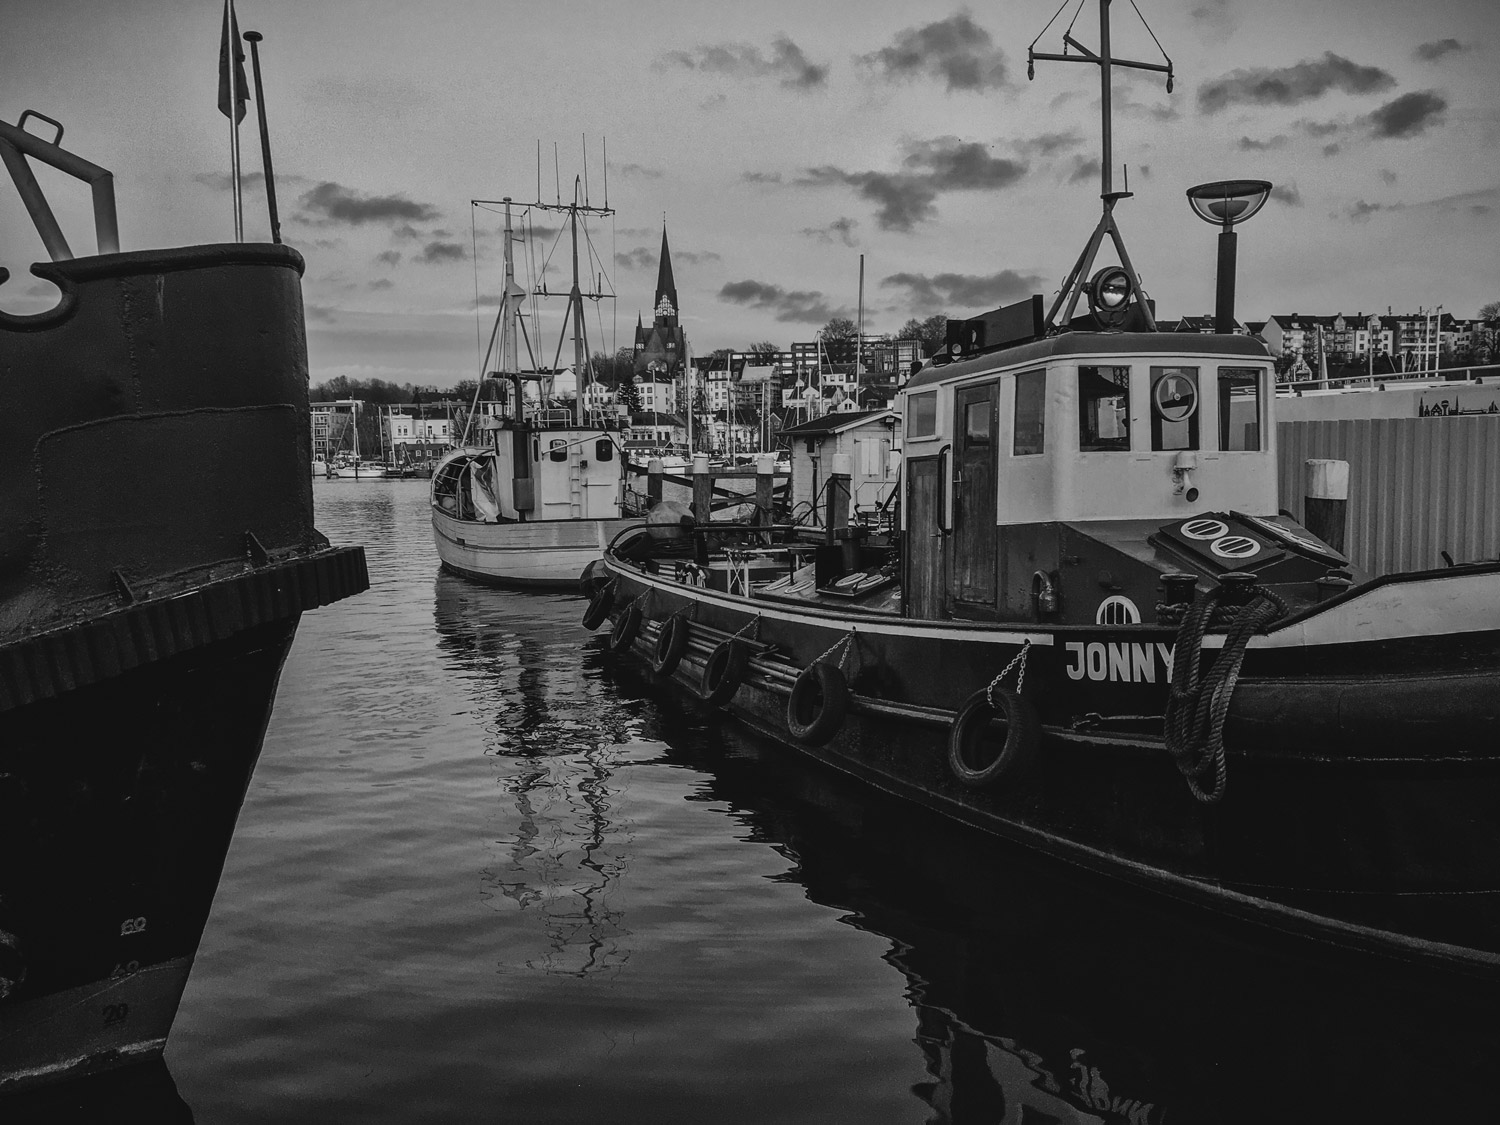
824, 452, 852, 543
1304, 458, 1349, 554
692, 452, 712, 525
647, 457, 663, 510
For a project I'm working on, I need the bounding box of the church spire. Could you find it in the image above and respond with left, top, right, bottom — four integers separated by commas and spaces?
653, 225, 678, 327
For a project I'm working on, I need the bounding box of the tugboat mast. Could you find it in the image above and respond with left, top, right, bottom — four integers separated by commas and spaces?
1028, 0, 1173, 331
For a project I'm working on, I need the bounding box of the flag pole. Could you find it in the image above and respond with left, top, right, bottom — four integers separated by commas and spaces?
224, 0, 243, 241
242, 29, 281, 244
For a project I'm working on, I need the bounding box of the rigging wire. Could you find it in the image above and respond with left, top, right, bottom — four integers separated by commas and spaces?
1028, 0, 1074, 51
1062, 0, 1088, 46
470, 203, 484, 378
1126, 0, 1173, 67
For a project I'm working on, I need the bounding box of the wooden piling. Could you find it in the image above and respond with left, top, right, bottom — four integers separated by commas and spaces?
825, 453, 851, 543
692, 453, 712, 524
647, 457, 663, 510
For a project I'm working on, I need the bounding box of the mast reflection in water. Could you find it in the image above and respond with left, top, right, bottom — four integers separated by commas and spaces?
127, 484, 1500, 1124
434, 575, 637, 978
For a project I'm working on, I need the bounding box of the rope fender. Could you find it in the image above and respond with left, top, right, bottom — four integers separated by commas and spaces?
1163, 585, 1287, 804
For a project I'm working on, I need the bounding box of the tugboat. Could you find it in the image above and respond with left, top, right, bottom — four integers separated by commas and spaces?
0, 110, 368, 1089
582, 2, 1500, 975
430, 192, 638, 589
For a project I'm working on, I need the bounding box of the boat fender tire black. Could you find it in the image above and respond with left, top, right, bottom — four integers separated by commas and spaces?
946, 686, 1040, 788
786, 662, 849, 745
652, 615, 690, 676
699, 639, 749, 708
609, 601, 643, 652
581, 582, 615, 630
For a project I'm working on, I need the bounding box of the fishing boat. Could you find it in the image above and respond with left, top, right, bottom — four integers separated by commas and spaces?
0, 109, 368, 1090
581, 1, 1500, 977
431, 192, 639, 590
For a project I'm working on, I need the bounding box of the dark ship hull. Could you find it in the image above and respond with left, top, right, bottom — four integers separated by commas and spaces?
587, 547, 1500, 977
0, 241, 368, 1090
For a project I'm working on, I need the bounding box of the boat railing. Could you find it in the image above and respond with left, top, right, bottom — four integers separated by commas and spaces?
1279, 361, 1500, 393
0, 111, 119, 261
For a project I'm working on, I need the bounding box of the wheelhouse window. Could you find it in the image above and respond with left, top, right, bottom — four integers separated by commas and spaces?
1218, 367, 1263, 450
1013, 369, 1046, 455
963, 398, 991, 443
548, 439, 568, 462
1149, 367, 1199, 451
907, 391, 937, 438
1078, 366, 1131, 451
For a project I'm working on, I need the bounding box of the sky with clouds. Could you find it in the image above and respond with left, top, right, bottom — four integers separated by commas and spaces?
2, 0, 1496, 389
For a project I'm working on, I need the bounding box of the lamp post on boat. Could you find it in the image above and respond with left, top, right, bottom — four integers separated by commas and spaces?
1185, 179, 1272, 335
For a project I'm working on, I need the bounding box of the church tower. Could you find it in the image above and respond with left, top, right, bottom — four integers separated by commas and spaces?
633, 225, 687, 377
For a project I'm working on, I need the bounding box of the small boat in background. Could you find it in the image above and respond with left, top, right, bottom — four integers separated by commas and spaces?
431, 193, 639, 590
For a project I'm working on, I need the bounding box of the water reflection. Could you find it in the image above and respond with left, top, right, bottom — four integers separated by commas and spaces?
432, 574, 650, 977
596, 656, 1499, 1124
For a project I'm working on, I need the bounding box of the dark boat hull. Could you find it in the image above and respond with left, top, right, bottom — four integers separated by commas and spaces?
596, 559, 1500, 975
1, 238, 370, 1089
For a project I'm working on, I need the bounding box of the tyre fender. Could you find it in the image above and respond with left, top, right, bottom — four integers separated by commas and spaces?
699, 639, 749, 708
946, 686, 1040, 788
609, 601, 643, 652
652, 615, 690, 676
581, 581, 615, 630
786, 662, 849, 745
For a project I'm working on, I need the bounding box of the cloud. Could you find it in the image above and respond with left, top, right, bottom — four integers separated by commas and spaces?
881, 269, 1043, 313
297, 182, 441, 226
375, 250, 402, 266
194, 171, 266, 191
1415, 38, 1465, 63
1237, 134, 1288, 151
1017, 130, 1083, 156
615, 247, 656, 271
1322, 143, 1342, 157
1269, 182, 1302, 206
742, 171, 784, 185
800, 218, 859, 246
718, 279, 846, 323
857, 11, 1008, 92
1380, 169, 1398, 185
797, 137, 1027, 231
305, 304, 339, 323
617, 245, 721, 271
1188, 0, 1239, 41
657, 34, 828, 90
615, 163, 663, 180
368, 278, 394, 290
1067, 157, 1101, 185
1344, 199, 1401, 222
419, 241, 465, 263
1364, 90, 1447, 139
1296, 118, 1343, 137
1197, 52, 1395, 113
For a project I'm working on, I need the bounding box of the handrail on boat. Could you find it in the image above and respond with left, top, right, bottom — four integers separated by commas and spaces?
0, 112, 120, 261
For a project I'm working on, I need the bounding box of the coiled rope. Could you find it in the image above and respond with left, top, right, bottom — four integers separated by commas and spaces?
1163, 586, 1287, 804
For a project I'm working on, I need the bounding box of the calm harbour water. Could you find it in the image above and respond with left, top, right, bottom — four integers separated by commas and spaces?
47, 480, 1497, 1121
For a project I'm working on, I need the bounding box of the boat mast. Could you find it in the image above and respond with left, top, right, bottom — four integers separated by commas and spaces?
1028, 0, 1172, 331
568, 181, 589, 426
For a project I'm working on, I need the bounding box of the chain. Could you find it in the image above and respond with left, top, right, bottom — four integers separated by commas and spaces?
985, 640, 1032, 708
727, 615, 762, 643
810, 632, 855, 675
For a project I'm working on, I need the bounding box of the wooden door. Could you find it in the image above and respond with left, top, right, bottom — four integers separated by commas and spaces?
952, 384, 998, 610
904, 454, 945, 619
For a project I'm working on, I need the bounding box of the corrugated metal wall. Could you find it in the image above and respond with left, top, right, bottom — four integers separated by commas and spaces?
1278, 416, 1500, 575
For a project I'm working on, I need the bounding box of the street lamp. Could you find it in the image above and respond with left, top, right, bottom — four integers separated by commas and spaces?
1186, 179, 1272, 334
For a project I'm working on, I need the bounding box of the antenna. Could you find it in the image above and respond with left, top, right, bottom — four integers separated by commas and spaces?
582, 134, 589, 207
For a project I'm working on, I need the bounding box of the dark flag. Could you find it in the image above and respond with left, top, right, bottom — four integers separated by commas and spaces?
218, 0, 249, 122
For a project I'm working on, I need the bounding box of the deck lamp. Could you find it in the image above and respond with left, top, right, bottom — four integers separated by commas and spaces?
1186, 179, 1272, 334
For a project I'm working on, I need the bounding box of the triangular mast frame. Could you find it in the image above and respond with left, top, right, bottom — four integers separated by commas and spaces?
1028, 0, 1172, 332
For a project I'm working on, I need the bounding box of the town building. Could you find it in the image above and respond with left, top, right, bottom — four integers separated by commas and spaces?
780, 409, 901, 525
